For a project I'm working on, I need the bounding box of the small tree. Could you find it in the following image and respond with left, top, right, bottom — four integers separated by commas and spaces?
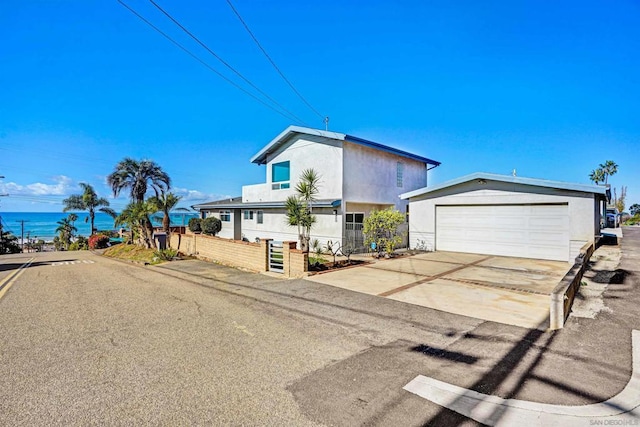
630, 204, 640, 216
188, 217, 202, 233
614, 186, 627, 214
115, 201, 156, 248
363, 208, 406, 257
285, 169, 320, 252
55, 215, 78, 250
201, 217, 222, 236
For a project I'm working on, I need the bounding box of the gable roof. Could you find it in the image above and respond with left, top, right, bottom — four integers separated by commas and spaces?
250, 125, 441, 166
400, 172, 607, 200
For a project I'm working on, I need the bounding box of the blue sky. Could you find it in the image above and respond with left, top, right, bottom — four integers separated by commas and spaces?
1, 0, 638, 213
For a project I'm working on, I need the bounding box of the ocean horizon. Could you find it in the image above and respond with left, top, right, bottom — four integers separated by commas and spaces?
0, 211, 199, 242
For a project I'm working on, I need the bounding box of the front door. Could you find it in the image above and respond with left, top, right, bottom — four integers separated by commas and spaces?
344, 212, 365, 253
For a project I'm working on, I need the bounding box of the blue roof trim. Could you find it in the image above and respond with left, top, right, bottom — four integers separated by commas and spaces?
344, 134, 441, 166
400, 172, 608, 200
192, 199, 342, 210
250, 126, 345, 165
249, 125, 440, 166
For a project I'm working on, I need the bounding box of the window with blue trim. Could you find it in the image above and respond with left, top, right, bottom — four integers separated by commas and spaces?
272, 161, 290, 190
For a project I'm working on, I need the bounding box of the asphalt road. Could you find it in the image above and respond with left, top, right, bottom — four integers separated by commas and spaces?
1, 234, 639, 426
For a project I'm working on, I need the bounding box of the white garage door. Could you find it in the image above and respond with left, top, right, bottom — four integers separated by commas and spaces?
436, 204, 570, 261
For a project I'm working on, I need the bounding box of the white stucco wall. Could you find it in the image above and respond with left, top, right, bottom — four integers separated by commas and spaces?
342, 141, 427, 212
407, 181, 600, 262
240, 207, 343, 250
242, 135, 343, 203
202, 210, 236, 240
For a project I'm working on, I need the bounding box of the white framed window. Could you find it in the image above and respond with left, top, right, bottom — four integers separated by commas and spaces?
257, 210, 263, 224
244, 210, 254, 220
397, 162, 404, 187
220, 210, 231, 222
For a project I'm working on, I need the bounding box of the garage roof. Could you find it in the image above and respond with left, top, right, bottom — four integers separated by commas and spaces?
400, 172, 607, 200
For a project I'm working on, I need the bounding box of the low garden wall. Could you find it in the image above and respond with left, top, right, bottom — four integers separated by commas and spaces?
169, 233, 307, 278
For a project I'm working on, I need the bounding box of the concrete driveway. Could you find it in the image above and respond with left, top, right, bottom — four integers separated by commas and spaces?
305, 251, 571, 329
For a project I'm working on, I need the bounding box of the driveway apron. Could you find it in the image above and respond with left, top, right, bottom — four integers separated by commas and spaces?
305, 251, 571, 329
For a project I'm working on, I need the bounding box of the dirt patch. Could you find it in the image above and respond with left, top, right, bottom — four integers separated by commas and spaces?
308, 259, 368, 273
571, 244, 622, 319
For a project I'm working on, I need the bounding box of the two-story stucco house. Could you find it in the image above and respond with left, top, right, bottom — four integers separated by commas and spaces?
193, 126, 440, 251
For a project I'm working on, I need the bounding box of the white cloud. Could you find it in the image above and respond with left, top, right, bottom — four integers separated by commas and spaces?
173, 187, 230, 203
0, 175, 74, 196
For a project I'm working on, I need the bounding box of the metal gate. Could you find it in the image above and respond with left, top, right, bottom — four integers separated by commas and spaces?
269, 241, 284, 273
344, 222, 365, 253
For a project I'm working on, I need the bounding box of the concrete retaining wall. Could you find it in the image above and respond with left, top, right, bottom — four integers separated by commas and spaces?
550, 242, 595, 329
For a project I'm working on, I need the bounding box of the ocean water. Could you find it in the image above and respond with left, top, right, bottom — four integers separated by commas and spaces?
0, 212, 199, 241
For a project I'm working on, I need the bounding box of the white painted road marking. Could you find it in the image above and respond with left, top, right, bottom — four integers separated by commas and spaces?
51, 260, 95, 266
404, 330, 640, 426
0, 257, 34, 300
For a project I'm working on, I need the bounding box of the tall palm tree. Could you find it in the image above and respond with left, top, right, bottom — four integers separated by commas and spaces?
599, 160, 618, 185
106, 158, 171, 203
107, 158, 171, 248
63, 183, 113, 235
148, 192, 188, 234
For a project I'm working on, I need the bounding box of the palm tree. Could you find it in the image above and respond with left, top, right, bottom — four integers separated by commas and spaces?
148, 192, 188, 234
599, 160, 618, 185
589, 169, 605, 185
55, 216, 77, 250
106, 158, 171, 203
285, 169, 321, 252
63, 183, 113, 235
107, 158, 171, 248
115, 201, 158, 247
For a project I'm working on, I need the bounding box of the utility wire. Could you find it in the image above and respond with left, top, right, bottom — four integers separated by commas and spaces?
148, 0, 309, 126
117, 0, 305, 125
225, 0, 325, 121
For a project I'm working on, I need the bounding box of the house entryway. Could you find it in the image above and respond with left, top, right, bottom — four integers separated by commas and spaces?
344, 213, 365, 252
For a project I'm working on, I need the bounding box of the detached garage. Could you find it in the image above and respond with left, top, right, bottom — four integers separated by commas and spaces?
401, 173, 607, 263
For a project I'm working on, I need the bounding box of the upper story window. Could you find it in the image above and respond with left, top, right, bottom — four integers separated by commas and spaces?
397, 162, 404, 188
272, 161, 290, 190
220, 210, 231, 222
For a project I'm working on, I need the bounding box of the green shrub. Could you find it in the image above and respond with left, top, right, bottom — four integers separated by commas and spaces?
202, 217, 222, 236
363, 208, 405, 256
188, 217, 202, 233
69, 236, 89, 251
154, 248, 178, 261
624, 214, 640, 226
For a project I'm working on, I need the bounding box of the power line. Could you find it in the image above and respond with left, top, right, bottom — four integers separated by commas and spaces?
117, 0, 306, 125
225, 0, 325, 122
147, 0, 309, 126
